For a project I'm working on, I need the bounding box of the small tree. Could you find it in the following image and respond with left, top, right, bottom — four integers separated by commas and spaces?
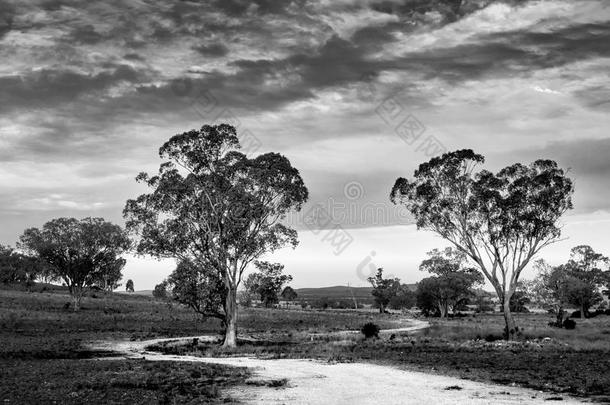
391, 150, 573, 338
124, 124, 308, 347
368, 268, 401, 313
126, 279, 135, 292
417, 248, 483, 317
509, 284, 530, 313
244, 261, 292, 307
529, 259, 571, 326
388, 284, 416, 310
94, 257, 126, 291
153, 280, 169, 299
19, 218, 130, 311
281, 286, 298, 302
0, 245, 45, 290
167, 259, 226, 321
563, 245, 608, 318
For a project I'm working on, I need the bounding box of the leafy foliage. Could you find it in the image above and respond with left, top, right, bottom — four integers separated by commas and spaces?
125, 279, 134, 292
280, 286, 298, 302
416, 248, 483, 317
391, 149, 573, 338
243, 261, 292, 307
530, 246, 608, 325
167, 260, 226, 320
153, 280, 169, 300
123, 124, 308, 346
388, 284, 416, 310
361, 322, 380, 339
0, 245, 48, 289
18, 218, 130, 310
367, 268, 401, 313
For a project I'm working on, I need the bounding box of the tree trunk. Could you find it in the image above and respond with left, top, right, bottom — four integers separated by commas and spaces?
438, 301, 447, 318
556, 306, 564, 326
72, 293, 81, 312
70, 285, 82, 312
580, 302, 586, 319
223, 286, 238, 348
502, 295, 517, 340
379, 303, 385, 314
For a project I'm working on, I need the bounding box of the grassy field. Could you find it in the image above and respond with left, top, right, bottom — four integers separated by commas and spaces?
3, 287, 610, 403
150, 313, 610, 402
0, 287, 400, 404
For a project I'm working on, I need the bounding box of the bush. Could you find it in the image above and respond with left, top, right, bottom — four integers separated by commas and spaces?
361, 322, 380, 339
571, 310, 581, 318
563, 319, 576, 330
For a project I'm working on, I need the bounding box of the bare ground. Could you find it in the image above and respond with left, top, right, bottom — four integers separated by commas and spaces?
88, 320, 585, 404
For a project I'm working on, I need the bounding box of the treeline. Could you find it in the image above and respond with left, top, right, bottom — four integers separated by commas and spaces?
368, 245, 610, 324
0, 218, 131, 310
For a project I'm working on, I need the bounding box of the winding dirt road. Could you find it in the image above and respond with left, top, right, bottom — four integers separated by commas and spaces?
89, 320, 584, 404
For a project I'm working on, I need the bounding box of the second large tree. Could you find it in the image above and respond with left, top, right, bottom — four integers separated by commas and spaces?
391, 150, 573, 339
124, 124, 308, 347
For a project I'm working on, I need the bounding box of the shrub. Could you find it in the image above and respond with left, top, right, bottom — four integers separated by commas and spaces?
484, 334, 503, 342
563, 318, 576, 330
361, 322, 380, 339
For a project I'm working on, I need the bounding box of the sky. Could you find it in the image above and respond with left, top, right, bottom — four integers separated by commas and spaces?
0, 0, 609, 290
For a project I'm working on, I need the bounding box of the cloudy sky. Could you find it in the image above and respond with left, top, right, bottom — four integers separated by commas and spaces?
1, 0, 609, 289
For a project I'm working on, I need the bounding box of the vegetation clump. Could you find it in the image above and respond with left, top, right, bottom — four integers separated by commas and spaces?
361, 322, 380, 339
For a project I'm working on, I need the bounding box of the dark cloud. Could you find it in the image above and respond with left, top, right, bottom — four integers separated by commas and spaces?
388, 22, 610, 85
0, 1, 15, 38
494, 137, 610, 213
212, 0, 307, 16
123, 53, 145, 61
65, 24, 104, 44
192, 43, 229, 57
0, 65, 144, 112
573, 86, 610, 111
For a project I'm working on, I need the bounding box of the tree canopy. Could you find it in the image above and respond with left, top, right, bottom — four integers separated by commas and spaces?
368, 268, 401, 313
19, 217, 130, 310
123, 124, 308, 347
391, 149, 573, 338
416, 247, 483, 317
244, 261, 293, 307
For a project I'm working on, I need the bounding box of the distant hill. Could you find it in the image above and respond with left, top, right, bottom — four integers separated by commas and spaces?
294, 284, 418, 304
115, 290, 153, 296
296, 286, 373, 303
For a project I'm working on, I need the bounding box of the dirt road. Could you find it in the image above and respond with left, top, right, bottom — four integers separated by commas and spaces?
89, 320, 584, 404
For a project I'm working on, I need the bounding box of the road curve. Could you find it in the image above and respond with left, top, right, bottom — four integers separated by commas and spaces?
88, 319, 584, 405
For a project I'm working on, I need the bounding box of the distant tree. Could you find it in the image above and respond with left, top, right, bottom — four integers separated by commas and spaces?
391, 150, 574, 338
0, 245, 45, 290
562, 245, 608, 318
237, 290, 253, 307
126, 279, 135, 292
153, 280, 169, 299
244, 261, 292, 307
416, 248, 483, 317
94, 257, 126, 291
281, 286, 298, 302
472, 289, 495, 313
508, 283, 530, 313
19, 218, 130, 311
367, 268, 401, 313
388, 284, 416, 310
529, 259, 571, 326
123, 124, 308, 347
167, 259, 227, 321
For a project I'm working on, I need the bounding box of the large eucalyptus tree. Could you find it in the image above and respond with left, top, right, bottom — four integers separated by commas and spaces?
124, 124, 308, 347
391, 150, 573, 339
